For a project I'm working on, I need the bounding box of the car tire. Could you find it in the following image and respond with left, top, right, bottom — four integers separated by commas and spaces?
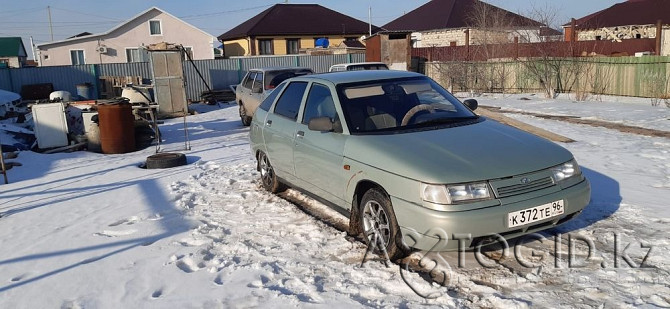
359, 188, 405, 260
239, 103, 252, 126
258, 152, 285, 193
145, 153, 187, 169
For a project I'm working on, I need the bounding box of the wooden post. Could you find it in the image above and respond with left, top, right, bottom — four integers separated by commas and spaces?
656, 19, 663, 55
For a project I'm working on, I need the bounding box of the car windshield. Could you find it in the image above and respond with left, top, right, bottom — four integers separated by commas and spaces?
336, 76, 477, 134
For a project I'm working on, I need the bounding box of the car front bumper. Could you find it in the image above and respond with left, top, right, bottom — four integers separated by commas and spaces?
393, 179, 591, 251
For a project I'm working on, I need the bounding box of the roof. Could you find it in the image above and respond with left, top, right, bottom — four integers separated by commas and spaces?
37, 7, 213, 48
337, 40, 366, 48
383, 0, 544, 32
68, 32, 93, 39
218, 4, 380, 41
295, 70, 423, 85
564, 0, 670, 29
0, 37, 27, 57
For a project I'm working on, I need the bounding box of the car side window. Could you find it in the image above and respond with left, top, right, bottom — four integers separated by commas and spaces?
273, 81, 307, 120
259, 82, 286, 112
252, 73, 264, 91
243, 72, 255, 89
302, 83, 337, 124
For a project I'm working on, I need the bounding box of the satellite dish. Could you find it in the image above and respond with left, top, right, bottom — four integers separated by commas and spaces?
315, 38, 329, 48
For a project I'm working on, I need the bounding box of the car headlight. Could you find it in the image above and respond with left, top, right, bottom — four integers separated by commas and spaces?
421, 182, 492, 204
551, 159, 581, 183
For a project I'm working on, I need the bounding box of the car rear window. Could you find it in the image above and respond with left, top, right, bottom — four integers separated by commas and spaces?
265, 69, 313, 90
273, 81, 307, 120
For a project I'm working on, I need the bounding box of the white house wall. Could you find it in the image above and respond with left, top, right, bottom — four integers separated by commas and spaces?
38, 9, 215, 66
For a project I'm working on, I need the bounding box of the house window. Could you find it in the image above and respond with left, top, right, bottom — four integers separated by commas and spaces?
286, 39, 299, 54
126, 48, 148, 63
149, 20, 162, 35
258, 39, 273, 55
182, 47, 193, 60
70, 50, 85, 65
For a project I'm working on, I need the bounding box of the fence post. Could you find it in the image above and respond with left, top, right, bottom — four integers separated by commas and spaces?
237, 58, 244, 82
295, 55, 300, 67
347, 53, 353, 64
90, 64, 100, 99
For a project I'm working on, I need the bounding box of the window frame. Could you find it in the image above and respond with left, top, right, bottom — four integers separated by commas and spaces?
285, 38, 300, 55
182, 46, 193, 60
258, 39, 274, 55
149, 20, 162, 36
301, 83, 336, 125
69, 49, 85, 65
243, 72, 257, 89
125, 47, 148, 63
272, 81, 308, 120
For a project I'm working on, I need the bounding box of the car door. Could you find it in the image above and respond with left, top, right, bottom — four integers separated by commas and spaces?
293, 82, 348, 207
263, 81, 308, 180
247, 72, 264, 114
237, 71, 254, 102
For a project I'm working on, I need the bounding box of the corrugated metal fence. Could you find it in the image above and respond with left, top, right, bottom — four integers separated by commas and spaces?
0, 54, 365, 101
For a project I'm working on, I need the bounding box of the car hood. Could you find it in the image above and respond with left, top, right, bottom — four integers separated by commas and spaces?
344, 119, 573, 184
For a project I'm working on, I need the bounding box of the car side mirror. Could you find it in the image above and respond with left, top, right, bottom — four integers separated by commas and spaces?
308, 117, 334, 132
463, 99, 478, 111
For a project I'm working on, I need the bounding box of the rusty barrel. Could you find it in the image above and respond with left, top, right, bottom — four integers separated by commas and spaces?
97, 102, 136, 154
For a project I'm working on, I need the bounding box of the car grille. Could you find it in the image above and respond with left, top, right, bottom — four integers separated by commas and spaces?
495, 177, 555, 198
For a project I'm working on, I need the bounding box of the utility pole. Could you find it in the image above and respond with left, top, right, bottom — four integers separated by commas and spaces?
368, 6, 372, 36
47, 6, 54, 41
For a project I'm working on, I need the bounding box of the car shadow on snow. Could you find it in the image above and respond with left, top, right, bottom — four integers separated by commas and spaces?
547, 166, 621, 234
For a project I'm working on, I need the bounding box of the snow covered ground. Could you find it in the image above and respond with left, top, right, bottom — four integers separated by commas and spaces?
0, 95, 668, 308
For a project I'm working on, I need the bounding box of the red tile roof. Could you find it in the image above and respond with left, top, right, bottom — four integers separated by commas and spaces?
383, 0, 544, 31
567, 0, 670, 29
218, 4, 379, 41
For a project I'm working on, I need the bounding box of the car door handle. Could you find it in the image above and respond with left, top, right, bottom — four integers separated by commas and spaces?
296, 130, 305, 138
265, 120, 272, 127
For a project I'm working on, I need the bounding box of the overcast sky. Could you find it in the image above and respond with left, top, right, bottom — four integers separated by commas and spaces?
0, 0, 619, 57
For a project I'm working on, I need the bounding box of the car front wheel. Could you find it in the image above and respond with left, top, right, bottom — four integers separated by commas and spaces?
359, 188, 404, 260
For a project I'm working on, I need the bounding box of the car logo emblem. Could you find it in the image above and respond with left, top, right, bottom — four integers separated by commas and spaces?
520, 178, 531, 184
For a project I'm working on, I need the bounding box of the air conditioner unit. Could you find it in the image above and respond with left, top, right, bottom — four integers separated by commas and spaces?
97, 46, 108, 54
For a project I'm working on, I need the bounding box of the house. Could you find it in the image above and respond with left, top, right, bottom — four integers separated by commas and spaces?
563, 0, 670, 55
218, 4, 379, 57
0, 37, 28, 68
36, 7, 217, 66
383, 0, 560, 48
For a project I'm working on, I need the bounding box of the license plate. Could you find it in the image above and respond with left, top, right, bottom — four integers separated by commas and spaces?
507, 200, 564, 228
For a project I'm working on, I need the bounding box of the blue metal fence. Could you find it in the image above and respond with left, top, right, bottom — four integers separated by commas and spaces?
0, 54, 365, 101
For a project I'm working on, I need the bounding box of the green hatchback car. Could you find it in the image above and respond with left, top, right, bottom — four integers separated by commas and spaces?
249, 70, 591, 259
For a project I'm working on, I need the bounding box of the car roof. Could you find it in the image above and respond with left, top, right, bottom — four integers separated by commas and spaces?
289, 70, 424, 85
249, 67, 313, 73
330, 62, 387, 67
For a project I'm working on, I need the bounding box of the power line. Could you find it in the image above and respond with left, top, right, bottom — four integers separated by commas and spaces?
178, 5, 273, 19
50, 6, 122, 22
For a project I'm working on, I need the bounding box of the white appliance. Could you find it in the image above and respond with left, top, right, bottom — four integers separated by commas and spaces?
32, 103, 69, 149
